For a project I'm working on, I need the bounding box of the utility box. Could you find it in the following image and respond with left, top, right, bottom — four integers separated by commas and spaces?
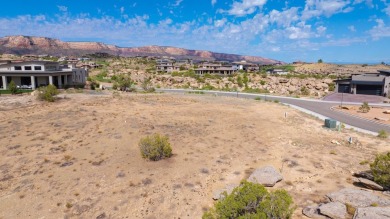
325, 119, 337, 129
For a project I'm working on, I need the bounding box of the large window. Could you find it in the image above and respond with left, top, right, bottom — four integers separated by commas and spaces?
14, 66, 22, 70
34, 66, 42, 70
25, 66, 32, 70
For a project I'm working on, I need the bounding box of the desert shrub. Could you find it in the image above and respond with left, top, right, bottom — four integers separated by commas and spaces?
141, 77, 155, 92
359, 102, 370, 113
378, 130, 388, 139
328, 82, 335, 91
370, 152, 390, 188
37, 84, 59, 102
113, 75, 133, 91
139, 133, 172, 161
203, 181, 294, 219
9, 80, 18, 94
300, 86, 310, 96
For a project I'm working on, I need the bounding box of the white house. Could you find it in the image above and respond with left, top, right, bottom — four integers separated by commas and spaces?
0, 61, 88, 90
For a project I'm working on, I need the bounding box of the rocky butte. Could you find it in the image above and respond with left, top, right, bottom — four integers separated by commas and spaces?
0, 35, 281, 64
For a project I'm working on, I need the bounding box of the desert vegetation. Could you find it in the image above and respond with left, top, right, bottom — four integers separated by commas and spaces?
37, 84, 59, 102
139, 133, 172, 161
203, 181, 294, 219
370, 152, 390, 188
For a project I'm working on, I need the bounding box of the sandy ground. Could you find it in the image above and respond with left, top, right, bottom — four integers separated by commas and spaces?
0, 92, 389, 219
335, 105, 390, 125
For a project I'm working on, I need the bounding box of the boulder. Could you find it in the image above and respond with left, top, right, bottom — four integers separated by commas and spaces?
212, 184, 238, 200
353, 178, 384, 191
353, 207, 390, 219
290, 79, 299, 86
302, 205, 329, 219
318, 202, 347, 219
247, 166, 283, 187
315, 84, 323, 90
326, 188, 390, 208
353, 171, 374, 181
324, 79, 333, 84
375, 117, 389, 121
384, 110, 390, 114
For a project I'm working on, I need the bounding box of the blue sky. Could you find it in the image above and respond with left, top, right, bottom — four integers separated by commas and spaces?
0, 0, 390, 63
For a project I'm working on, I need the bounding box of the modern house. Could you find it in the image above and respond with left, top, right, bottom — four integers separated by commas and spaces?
0, 61, 88, 90
335, 70, 390, 97
266, 69, 289, 75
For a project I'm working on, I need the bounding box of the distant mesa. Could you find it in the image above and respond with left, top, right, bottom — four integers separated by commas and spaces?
0, 35, 281, 65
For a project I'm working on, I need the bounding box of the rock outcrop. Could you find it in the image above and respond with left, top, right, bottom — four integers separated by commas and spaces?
247, 166, 283, 187
0, 35, 281, 64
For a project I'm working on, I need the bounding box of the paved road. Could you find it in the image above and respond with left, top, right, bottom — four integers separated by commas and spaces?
158, 88, 390, 133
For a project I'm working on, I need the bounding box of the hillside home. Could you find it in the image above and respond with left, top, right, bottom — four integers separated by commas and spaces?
266, 69, 289, 75
335, 70, 390, 97
0, 61, 88, 90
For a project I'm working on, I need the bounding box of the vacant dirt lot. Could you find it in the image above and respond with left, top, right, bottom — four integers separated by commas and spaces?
0, 92, 388, 218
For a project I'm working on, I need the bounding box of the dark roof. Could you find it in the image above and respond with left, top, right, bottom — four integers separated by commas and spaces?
378, 69, 390, 75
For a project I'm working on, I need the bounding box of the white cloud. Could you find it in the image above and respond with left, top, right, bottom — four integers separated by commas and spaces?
120, 7, 125, 14
226, 0, 267, 16
173, 0, 183, 7
57, 5, 68, 12
348, 25, 356, 32
302, 0, 351, 20
369, 19, 390, 39
269, 7, 299, 27
214, 18, 227, 27
211, 0, 217, 6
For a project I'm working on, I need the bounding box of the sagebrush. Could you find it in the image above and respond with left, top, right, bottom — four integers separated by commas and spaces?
139, 133, 172, 161
37, 84, 59, 102
370, 152, 390, 188
203, 180, 294, 219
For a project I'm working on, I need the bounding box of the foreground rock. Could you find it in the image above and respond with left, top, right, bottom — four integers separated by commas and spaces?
353, 171, 374, 181
247, 166, 283, 187
353, 177, 384, 191
318, 202, 347, 219
353, 207, 390, 219
327, 188, 390, 208
212, 184, 238, 200
302, 205, 329, 219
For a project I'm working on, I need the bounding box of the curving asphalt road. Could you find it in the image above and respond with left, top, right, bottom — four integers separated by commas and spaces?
157, 88, 390, 134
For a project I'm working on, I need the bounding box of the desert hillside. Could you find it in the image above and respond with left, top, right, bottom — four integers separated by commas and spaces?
0, 92, 388, 218
293, 63, 390, 78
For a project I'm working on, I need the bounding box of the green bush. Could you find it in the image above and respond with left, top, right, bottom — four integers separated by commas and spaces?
139, 133, 172, 161
359, 102, 370, 113
9, 80, 18, 95
203, 181, 294, 219
370, 152, 390, 188
300, 86, 310, 96
37, 84, 59, 102
378, 130, 388, 139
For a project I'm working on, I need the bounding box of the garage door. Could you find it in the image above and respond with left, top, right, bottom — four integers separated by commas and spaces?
356, 85, 383, 96
338, 84, 350, 93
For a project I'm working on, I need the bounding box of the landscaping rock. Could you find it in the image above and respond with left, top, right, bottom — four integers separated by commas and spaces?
383, 110, 390, 114
353, 207, 390, 219
212, 184, 237, 200
318, 202, 347, 219
354, 177, 384, 191
302, 205, 329, 219
353, 171, 374, 181
375, 117, 389, 121
247, 166, 283, 187
326, 188, 390, 208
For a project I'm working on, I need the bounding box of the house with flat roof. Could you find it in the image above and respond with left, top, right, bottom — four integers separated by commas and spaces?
334, 70, 390, 97
0, 61, 88, 90
266, 68, 289, 75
